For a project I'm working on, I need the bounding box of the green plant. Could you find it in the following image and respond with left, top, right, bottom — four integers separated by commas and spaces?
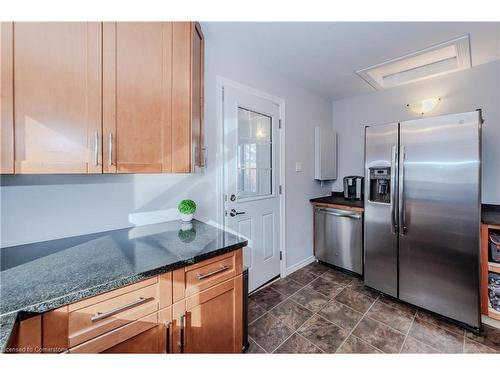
178, 199, 197, 215
178, 228, 196, 243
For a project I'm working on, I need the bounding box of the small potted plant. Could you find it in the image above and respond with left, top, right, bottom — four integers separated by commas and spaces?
178, 227, 196, 243
178, 199, 196, 222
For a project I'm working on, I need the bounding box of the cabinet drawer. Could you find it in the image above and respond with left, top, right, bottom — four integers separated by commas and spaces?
69, 312, 159, 353
68, 282, 159, 347
183, 250, 242, 297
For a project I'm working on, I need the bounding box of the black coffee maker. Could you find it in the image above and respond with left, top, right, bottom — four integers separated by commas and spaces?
343, 176, 364, 200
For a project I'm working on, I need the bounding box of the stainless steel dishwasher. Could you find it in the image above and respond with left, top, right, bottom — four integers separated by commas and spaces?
314, 207, 363, 275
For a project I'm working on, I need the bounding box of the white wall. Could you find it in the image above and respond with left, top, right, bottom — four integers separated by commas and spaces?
332, 60, 500, 204
0, 33, 333, 272
203, 40, 333, 270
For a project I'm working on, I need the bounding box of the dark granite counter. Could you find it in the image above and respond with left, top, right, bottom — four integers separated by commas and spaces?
310, 191, 364, 209
482, 204, 500, 226
0, 219, 247, 352
0, 313, 18, 353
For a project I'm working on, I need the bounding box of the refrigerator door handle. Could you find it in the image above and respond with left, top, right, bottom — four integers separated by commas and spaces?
390, 145, 398, 234
399, 145, 407, 235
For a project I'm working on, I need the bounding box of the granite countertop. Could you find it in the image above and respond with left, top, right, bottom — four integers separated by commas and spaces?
482, 204, 500, 226
310, 191, 364, 209
0, 219, 247, 352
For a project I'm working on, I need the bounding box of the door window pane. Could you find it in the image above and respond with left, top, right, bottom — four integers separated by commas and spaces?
237, 107, 272, 199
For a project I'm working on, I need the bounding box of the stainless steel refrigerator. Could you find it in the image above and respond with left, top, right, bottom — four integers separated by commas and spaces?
364, 110, 482, 328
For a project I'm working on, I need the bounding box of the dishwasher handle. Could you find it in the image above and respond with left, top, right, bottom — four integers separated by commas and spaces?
315, 208, 362, 220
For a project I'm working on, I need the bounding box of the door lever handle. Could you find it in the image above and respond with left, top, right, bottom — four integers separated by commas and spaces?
229, 209, 246, 217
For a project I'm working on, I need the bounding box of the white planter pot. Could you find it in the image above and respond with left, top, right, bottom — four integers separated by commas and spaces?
181, 213, 193, 222
180, 222, 193, 231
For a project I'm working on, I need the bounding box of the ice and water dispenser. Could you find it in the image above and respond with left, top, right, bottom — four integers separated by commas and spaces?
369, 167, 391, 203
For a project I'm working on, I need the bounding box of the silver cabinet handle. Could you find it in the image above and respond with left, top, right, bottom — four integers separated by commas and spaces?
229, 209, 246, 217
94, 131, 99, 166
165, 320, 171, 354
316, 208, 362, 220
390, 145, 398, 234
178, 314, 185, 353
90, 297, 149, 322
399, 145, 407, 235
108, 133, 113, 166
201, 146, 207, 167
197, 265, 228, 280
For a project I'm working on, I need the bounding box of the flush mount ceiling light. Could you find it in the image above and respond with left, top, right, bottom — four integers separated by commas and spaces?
356, 35, 471, 90
406, 98, 441, 115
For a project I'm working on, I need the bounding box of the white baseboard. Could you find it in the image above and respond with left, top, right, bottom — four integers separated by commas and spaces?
481, 314, 500, 329
285, 255, 316, 276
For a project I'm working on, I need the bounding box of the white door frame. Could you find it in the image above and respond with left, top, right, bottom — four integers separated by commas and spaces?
215, 76, 287, 279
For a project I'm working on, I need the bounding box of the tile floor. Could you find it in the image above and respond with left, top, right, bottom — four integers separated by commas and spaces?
246, 262, 500, 354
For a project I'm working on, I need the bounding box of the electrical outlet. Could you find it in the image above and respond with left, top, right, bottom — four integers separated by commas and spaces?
295, 162, 302, 172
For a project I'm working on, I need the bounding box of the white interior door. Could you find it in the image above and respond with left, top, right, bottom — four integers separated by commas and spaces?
223, 85, 281, 292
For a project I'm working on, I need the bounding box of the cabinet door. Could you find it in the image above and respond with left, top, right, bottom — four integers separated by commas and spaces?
0, 22, 14, 174
191, 22, 204, 170
103, 22, 172, 173
70, 312, 162, 353
171, 300, 185, 354
102, 325, 162, 354
183, 276, 242, 353
12, 22, 102, 174
171, 22, 191, 173
171, 22, 204, 173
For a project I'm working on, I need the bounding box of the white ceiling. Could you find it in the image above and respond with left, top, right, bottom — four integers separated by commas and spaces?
202, 22, 500, 100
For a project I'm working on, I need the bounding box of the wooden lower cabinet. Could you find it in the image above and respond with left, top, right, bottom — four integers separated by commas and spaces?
176, 275, 243, 353
5, 250, 243, 354
481, 223, 500, 322
102, 324, 162, 354
70, 312, 162, 353
5, 316, 42, 353
68, 280, 160, 347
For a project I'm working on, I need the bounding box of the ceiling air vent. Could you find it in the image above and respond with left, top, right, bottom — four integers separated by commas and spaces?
356, 35, 471, 90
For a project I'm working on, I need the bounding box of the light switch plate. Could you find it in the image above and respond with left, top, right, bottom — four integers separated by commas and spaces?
295, 162, 302, 172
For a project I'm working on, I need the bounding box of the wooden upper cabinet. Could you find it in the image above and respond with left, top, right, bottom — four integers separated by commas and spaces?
1, 22, 14, 174
1, 21, 204, 175
103, 22, 173, 173
103, 22, 204, 174
171, 22, 190, 173
11, 22, 102, 174
191, 22, 205, 171
172, 22, 205, 173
